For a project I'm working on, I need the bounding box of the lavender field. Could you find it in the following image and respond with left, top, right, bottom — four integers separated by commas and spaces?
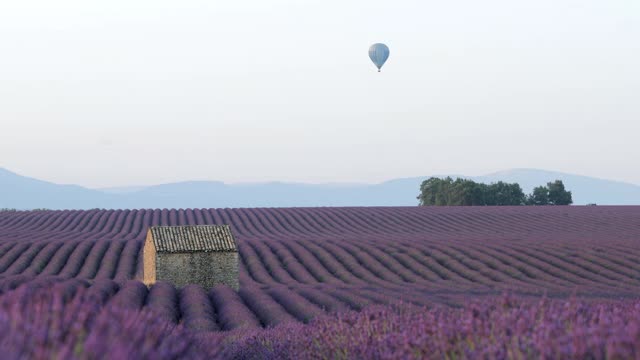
0, 206, 639, 358
1, 206, 639, 328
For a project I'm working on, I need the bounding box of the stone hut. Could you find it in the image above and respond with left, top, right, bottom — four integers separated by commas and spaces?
143, 225, 239, 290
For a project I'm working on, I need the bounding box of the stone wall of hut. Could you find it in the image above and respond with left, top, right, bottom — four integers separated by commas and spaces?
155, 252, 239, 290
142, 235, 156, 286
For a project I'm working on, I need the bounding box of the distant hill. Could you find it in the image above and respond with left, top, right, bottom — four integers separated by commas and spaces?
0, 168, 112, 210
1, 167, 639, 210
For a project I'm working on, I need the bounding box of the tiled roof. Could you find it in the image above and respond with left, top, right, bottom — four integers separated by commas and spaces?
149, 225, 237, 253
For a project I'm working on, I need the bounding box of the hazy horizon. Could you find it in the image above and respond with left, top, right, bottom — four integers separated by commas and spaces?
4, 166, 640, 191
1, 1, 638, 188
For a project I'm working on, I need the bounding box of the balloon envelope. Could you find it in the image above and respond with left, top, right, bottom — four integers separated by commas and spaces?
369, 43, 390, 71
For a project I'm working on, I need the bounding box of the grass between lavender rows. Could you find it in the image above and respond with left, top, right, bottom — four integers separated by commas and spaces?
0, 283, 639, 359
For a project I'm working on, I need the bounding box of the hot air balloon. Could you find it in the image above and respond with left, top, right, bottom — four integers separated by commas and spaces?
369, 43, 390, 72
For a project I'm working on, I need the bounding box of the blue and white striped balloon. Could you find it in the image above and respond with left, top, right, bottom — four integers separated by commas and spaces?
368, 43, 390, 72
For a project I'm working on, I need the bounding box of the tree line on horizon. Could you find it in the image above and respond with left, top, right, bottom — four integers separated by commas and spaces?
417, 177, 573, 206
1, 179, 574, 211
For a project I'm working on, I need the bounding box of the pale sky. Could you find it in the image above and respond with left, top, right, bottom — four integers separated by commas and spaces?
0, 0, 638, 188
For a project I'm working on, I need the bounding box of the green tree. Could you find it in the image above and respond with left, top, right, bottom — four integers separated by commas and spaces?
418, 177, 447, 206
547, 180, 573, 205
449, 178, 483, 205
418, 177, 478, 206
418, 177, 571, 206
527, 186, 549, 205
483, 181, 526, 206
418, 178, 525, 206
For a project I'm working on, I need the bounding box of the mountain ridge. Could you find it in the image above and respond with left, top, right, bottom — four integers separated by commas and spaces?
1, 167, 639, 209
